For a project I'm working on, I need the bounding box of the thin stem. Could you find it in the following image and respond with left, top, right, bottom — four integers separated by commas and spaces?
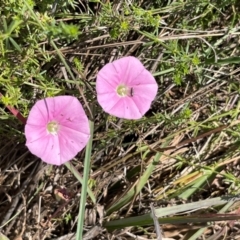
64, 162, 96, 204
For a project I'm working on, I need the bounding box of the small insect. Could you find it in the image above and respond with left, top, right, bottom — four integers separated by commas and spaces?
130, 87, 134, 97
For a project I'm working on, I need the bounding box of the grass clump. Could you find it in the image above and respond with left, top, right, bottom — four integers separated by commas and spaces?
1, 0, 240, 239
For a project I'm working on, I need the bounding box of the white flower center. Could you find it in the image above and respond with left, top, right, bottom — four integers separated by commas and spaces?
47, 121, 59, 135
116, 84, 132, 97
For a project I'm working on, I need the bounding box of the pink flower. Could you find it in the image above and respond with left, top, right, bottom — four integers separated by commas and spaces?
25, 96, 90, 165
96, 56, 158, 119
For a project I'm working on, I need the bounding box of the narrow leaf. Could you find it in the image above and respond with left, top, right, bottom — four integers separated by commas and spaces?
7, 19, 23, 34
205, 57, 240, 65
104, 196, 236, 230
106, 152, 161, 215
9, 37, 21, 52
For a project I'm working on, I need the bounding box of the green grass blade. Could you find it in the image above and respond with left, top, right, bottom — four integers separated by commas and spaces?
105, 212, 240, 231
104, 196, 236, 230
178, 170, 215, 200
76, 120, 94, 240
153, 67, 175, 76
106, 152, 162, 215
64, 162, 96, 204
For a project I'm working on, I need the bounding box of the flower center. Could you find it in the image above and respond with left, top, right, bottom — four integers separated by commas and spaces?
47, 121, 59, 135
116, 84, 129, 97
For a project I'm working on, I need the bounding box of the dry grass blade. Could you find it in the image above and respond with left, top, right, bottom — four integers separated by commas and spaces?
150, 203, 162, 240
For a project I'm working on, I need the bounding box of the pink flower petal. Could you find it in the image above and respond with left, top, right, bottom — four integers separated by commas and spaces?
131, 95, 153, 116
58, 126, 90, 163
96, 56, 158, 119
109, 97, 142, 119
111, 56, 146, 85
97, 93, 141, 119
25, 124, 48, 144
25, 96, 90, 165
26, 102, 49, 126
132, 82, 158, 100
26, 134, 61, 165
96, 92, 120, 112
96, 67, 120, 94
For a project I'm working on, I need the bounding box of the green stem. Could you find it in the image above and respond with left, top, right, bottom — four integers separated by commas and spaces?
76, 120, 94, 240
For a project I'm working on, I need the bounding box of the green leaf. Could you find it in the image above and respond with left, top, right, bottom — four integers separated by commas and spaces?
205, 57, 240, 65
7, 19, 23, 35
9, 37, 21, 52
2, 18, 8, 32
